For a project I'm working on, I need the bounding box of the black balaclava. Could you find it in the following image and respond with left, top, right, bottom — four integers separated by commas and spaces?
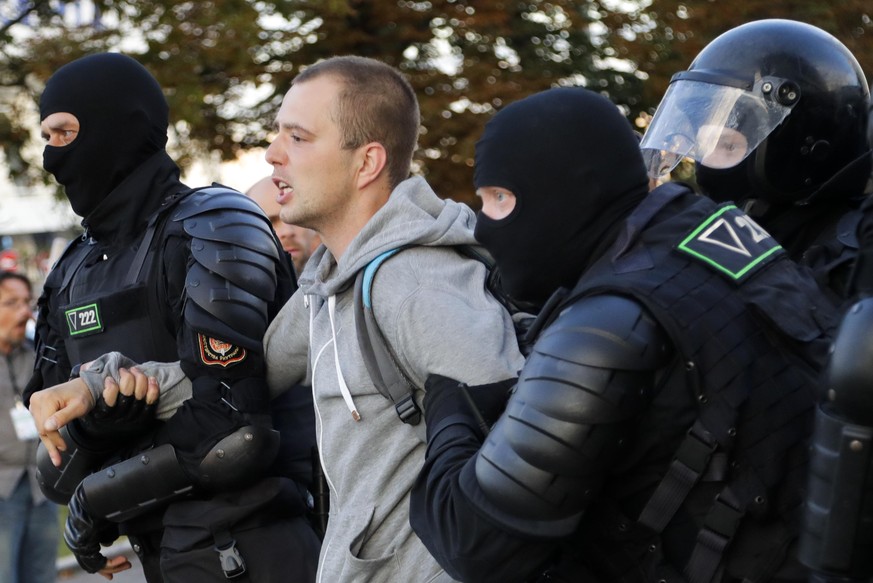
473, 87, 650, 307
40, 53, 169, 219
695, 157, 754, 204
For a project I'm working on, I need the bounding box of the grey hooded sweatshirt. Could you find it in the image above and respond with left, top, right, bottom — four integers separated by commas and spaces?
264, 176, 524, 583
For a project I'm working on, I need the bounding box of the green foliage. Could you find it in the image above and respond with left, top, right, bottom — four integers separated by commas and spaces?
1, 1, 871, 205
0, 0, 644, 205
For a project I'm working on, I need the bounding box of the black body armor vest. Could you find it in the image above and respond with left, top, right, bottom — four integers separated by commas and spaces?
45, 194, 188, 372
58, 229, 177, 368
564, 183, 838, 582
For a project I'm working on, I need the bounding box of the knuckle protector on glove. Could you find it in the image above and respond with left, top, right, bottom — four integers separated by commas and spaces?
75, 392, 158, 441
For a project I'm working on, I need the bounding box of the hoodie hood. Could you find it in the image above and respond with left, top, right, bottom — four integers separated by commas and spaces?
299, 175, 478, 297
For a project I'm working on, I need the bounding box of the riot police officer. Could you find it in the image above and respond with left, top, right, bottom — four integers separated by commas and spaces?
796, 131, 873, 583
24, 53, 319, 581
640, 19, 872, 302
409, 86, 839, 582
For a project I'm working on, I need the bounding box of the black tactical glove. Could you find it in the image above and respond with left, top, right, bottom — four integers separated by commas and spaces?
73, 391, 158, 443
423, 374, 517, 440
64, 481, 119, 574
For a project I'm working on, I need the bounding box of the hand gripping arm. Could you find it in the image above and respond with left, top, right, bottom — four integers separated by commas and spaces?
410, 294, 671, 582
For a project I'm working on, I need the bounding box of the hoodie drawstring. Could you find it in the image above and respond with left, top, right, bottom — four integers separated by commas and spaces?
327, 295, 361, 421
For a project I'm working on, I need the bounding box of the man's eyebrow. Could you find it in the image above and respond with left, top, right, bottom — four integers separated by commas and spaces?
275, 121, 312, 136
47, 120, 77, 131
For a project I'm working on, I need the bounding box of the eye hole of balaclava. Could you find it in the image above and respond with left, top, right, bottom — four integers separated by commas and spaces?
473, 87, 650, 308
40, 53, 169, 218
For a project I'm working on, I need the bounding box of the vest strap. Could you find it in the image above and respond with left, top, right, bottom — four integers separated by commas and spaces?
125, 212, 161, 286
683, 489, 744, 583
637, 420, 718, 533
211, 523, 247, 579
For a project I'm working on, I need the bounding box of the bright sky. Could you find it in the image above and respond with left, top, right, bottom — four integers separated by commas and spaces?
182, 148, 272, 193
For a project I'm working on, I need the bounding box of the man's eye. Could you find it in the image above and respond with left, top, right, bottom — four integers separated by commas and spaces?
495, 192, 506, 203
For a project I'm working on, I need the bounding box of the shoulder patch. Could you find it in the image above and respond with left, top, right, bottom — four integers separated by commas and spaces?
676, 205, 784, 282
197, 334, 247, 367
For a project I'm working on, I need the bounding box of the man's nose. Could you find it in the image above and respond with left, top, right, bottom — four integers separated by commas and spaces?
265, 140, 285, 165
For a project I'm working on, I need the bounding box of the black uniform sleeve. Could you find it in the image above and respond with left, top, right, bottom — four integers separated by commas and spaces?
410, 417, 557, 582
410, 293, 672, 582
153, 190, 296, 476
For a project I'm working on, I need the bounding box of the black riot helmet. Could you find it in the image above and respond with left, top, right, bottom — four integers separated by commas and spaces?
640, 19, 871, 205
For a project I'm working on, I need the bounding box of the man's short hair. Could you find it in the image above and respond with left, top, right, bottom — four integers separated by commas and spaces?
294, 56, 420, 189
0, 271, 31, 294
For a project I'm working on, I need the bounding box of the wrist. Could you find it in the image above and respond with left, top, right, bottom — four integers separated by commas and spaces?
68, 364, 98, 410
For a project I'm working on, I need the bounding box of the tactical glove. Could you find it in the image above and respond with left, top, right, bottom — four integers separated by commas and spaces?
73, 392, 158, 443
64, 481, 119, 574
423, 374, 517, 440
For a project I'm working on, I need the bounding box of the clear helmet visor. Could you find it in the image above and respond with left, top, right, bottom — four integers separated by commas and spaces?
639, 76, 798, 179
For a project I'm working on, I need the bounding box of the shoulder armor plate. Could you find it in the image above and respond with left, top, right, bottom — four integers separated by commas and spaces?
175, 186, 283, 349
474, 293, 671, 529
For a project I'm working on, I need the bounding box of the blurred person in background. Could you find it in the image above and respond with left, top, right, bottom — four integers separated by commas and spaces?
0, 271, 57, 583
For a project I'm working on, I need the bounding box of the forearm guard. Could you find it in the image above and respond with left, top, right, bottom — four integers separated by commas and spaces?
799, 297, 873, 581
468, 294, 671, 537
82, 424, 279, 523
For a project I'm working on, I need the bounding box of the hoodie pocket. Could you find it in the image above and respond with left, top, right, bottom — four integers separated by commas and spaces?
335, 506, 401, 582
329, 504, 450, 582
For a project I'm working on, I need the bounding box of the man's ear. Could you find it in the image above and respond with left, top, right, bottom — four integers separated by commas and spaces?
356, 142, 388, 190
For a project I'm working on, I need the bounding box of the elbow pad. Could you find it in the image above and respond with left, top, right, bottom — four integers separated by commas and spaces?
473, 294, 671, 535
